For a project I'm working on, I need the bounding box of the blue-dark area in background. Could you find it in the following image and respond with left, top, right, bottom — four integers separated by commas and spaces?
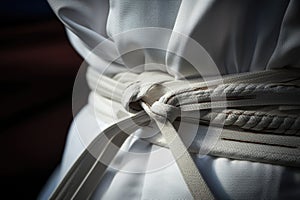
1, 1, 53, 15
0, 0, 83, 199
0, 0, 55, 25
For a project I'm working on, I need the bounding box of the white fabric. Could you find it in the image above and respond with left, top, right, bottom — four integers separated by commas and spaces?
40, 0, 300, 199
49, 0, 300, 75
41, 105, 300, 200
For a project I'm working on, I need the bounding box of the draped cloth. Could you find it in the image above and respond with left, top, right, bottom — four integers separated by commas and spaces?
39, 0, 300, 199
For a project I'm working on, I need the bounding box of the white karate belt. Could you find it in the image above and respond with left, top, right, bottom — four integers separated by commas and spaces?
50, 68, 300, 200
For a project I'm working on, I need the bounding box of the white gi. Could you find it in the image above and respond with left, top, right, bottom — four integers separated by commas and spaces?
40, 1, 300, 199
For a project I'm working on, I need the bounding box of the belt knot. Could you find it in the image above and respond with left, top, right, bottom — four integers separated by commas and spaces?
121, 71, 179, 123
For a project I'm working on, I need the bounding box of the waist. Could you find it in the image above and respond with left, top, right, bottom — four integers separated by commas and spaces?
86, 66, 300, 167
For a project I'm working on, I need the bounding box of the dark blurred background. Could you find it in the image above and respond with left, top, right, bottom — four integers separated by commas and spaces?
0, 0, 83, 199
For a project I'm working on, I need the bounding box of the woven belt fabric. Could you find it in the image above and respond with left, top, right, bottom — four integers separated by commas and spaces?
50, 68, 300, 200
